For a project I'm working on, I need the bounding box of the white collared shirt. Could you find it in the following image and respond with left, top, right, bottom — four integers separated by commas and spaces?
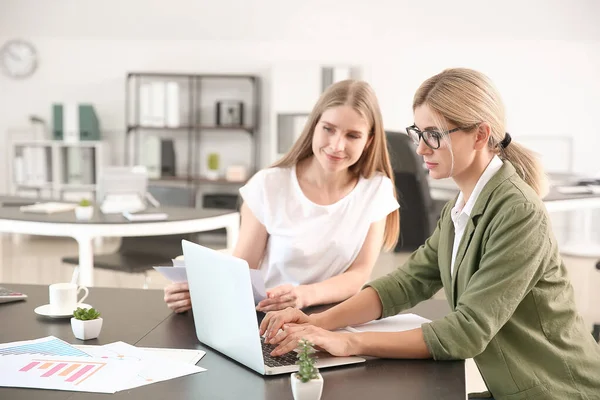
450, 156, 503, 275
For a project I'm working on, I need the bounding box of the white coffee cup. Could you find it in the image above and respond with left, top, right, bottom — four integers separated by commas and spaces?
49, 283, 89, 314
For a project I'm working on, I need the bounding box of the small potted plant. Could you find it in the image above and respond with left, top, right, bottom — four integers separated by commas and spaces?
71, 307, 103, 340
75, 199, 93, 221
290, 339, 323, 400
206, 152, 220, 180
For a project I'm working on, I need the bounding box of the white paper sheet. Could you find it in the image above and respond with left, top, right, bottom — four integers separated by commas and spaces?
153, 266, 188, 283
0, 354, 141, 393
171, 258, 185, 267
249, 269, 267, 304
344, 313, 431, 333
72, 342, 205, 391
75, 345, 205, 366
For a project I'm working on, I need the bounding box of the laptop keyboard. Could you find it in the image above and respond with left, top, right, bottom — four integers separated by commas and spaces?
261, 337, 298, 368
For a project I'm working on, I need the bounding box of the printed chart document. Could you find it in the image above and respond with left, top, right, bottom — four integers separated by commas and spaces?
0, 336, 206, 393
344, 313, 432, 333
71, 342, 205, 391
0, 354, 141, 393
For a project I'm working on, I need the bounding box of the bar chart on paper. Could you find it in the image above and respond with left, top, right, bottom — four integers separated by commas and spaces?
18, 358, 107, 384
0, 354, 141, 393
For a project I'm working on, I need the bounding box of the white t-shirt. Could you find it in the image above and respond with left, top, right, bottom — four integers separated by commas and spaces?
239, 165, 399, 289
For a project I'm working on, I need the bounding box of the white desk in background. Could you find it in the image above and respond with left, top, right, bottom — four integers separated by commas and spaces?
428, 177, 600, 257
0, 200, 240, 287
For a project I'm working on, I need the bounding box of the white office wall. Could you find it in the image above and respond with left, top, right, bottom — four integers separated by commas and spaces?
0, 0, 599, 193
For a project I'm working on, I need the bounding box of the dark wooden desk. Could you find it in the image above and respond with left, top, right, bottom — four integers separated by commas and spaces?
0, 284, 465, 399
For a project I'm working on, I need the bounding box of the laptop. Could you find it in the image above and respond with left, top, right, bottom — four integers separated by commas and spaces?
182, 240, 366, 375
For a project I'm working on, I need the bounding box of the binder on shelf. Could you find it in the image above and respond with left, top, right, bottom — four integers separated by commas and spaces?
140, 83, 153, 126
165, 82, 180, 128
52, 103, 101, 141
161, 140, 176, 177
138, 81, 180, 128
63, 103, 79, 143
150, 81, 165, 127
79, 105, 101, 141
141, 136, 162, 179
52, 104, 63, 140
321, 66, 357, 91
80, 147, 96, 184
66, 147, 82, 184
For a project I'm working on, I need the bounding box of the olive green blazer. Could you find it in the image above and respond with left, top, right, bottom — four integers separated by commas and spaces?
368, 161, 600, 400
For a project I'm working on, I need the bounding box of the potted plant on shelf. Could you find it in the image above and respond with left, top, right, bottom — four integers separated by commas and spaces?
290, 339, 323, 400
71, 307, 103, 340
75, 199, 93, 221
206, 152, 220, 180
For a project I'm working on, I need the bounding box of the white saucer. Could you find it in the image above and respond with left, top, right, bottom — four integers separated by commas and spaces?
34, 303, 93, 319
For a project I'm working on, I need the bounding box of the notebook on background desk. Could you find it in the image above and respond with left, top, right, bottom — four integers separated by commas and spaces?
0, 287, 27, 303
123, 210, 168, 221
19, 202, 77, 214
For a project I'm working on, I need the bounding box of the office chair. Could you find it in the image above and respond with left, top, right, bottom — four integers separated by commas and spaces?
385, 131, 447, 252
61, 185, 197, 289
594, 260, 600, 343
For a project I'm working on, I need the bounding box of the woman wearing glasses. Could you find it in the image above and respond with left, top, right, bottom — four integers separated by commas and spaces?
260, 68, 600, 399
164, 80, 400, 314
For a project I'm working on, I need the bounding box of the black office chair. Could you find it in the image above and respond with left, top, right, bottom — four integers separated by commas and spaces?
62, 186, 198, 289
385, 131, 447, 252
593, 260, 600, 343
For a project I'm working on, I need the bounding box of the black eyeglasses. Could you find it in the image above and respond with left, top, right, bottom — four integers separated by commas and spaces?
405, 124, 479, 150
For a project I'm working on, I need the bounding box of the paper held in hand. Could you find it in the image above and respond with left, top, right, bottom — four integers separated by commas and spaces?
153, 259, 267, 303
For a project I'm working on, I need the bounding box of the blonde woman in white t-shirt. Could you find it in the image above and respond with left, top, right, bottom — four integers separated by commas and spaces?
164, 80, 400, 313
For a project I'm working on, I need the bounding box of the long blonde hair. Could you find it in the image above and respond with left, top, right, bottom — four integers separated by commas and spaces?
413, 68, 548, 197
273, 80, 400, 250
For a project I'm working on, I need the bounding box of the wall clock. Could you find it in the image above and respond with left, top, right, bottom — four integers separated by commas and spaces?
0, 39, 38, 79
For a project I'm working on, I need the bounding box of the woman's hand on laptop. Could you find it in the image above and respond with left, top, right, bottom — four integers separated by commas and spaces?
255, 284, 308, 312
270, 324, 352, 357
260, 307, 313, 340
163, 283, 192, 313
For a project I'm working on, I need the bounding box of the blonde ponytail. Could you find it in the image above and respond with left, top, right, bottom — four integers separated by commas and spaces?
498, 140, 549, 197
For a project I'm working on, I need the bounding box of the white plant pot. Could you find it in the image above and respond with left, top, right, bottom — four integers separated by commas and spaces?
205, 170, 219, 180
75, 206, 94, 221
290, 372, 323, 400
71, 317, 103, 340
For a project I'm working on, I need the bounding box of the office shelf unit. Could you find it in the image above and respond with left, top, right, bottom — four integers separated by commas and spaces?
8, 140, 104, 200
125, 72, 261, 205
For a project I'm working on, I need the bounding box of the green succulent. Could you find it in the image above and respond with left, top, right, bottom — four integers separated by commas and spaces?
207, 153, 220, 171
295, 339, 319, 382
73, 307, 101, 320
78, 199, 91, 207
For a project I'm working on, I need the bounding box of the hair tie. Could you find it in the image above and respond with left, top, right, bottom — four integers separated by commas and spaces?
500, 132, 511, 149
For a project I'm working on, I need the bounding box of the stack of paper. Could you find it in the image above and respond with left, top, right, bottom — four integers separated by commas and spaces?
0, 336, 205, 394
